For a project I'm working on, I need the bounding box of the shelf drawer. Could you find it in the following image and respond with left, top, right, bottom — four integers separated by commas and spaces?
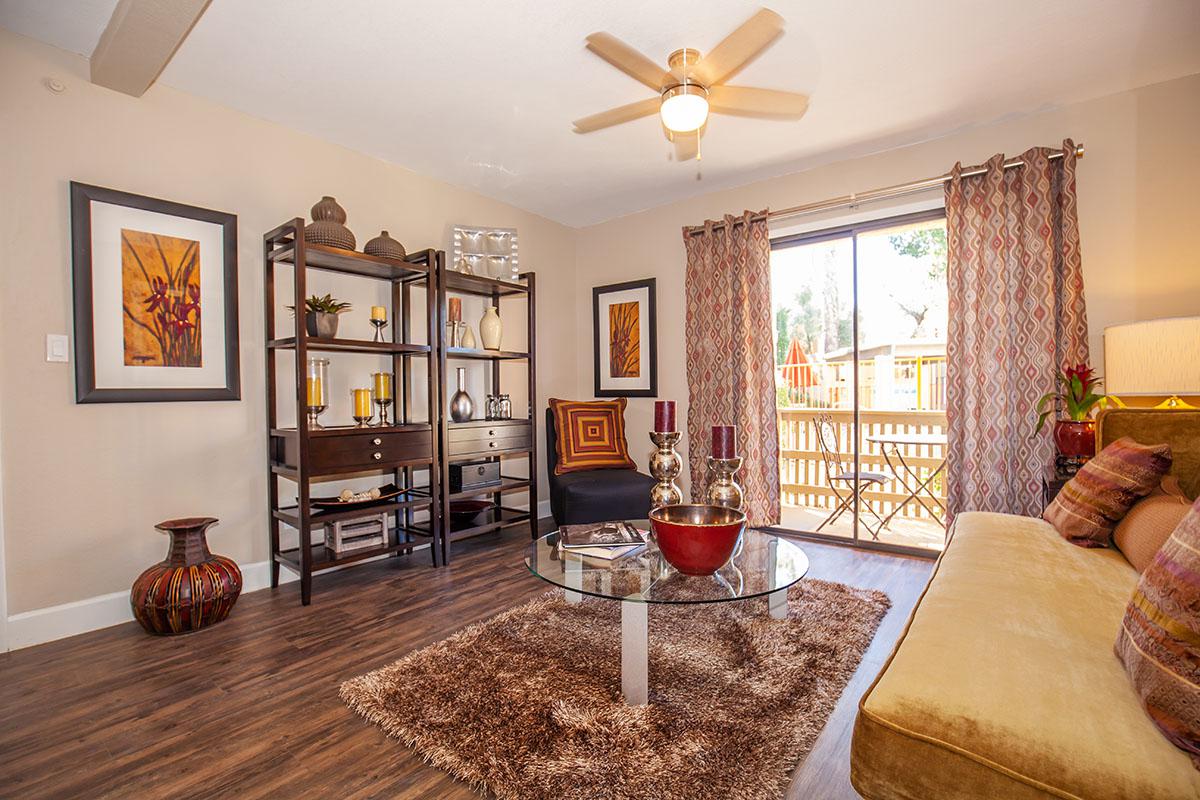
446, 421, 532, 458
272, 427, 432, 474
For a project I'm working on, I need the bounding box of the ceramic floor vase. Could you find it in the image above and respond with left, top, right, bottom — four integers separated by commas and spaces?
130, 517, 242, 635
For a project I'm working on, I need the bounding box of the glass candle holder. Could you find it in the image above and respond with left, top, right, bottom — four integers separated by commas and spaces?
351, 387, 374, 427
305, 358, 329, 429
372, 371, 393, 427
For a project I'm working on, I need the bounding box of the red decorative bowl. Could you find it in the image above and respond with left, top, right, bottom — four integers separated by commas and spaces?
649, 504, 747, 575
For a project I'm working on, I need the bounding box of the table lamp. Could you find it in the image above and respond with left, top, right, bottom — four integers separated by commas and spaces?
1103, 316, 1200, 409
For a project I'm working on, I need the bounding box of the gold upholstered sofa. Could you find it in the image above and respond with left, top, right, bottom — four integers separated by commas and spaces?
850, 409, 1200, 800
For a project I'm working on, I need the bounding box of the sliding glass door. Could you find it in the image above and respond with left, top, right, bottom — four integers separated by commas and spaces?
770, 210, 948, 554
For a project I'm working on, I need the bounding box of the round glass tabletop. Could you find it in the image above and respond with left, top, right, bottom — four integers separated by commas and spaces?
524, 523, 809, 605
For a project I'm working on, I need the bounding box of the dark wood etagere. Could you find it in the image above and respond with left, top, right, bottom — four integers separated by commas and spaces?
263, 219, 441, 604
431, 257, 538, 564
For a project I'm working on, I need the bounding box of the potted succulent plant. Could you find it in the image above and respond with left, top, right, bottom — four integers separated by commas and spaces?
1034, 363, 1107, 458
289, 294, 352, 339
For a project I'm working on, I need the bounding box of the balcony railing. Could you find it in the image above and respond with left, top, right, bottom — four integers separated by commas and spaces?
778, 408, 948, 522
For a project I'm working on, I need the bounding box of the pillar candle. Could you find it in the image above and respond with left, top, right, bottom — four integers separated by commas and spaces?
306, 376, 323, 407
653, 400, 676, 433
712, 425, 736, 459
372, 371, 392, 400
447, 297, 462, 322
370, 305, 387, 321
352, 388, 373, 418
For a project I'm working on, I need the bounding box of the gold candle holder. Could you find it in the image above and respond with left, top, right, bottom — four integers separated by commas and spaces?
648, 431, 683, 510
705, 456, 744, 512
372, 371, 393, 427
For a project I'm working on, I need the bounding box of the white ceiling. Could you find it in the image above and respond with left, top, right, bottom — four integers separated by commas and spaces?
4, 0, 1199, 226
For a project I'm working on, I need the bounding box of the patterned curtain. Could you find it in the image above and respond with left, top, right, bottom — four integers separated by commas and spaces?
945, 140, 1089, 517
682, 211, 780, 527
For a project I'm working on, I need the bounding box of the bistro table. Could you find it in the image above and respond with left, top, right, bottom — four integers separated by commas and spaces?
524, 525, 809, 705
864, 432, 949, 534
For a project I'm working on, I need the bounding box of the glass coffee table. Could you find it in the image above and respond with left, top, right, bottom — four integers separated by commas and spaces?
524, 524, 809, 704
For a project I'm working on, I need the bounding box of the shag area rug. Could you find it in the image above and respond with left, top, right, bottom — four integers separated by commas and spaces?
341, 581, 890, 800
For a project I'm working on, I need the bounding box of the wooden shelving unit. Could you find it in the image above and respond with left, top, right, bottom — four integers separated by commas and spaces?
263, 219, 441, 605
435, 256, 537, 564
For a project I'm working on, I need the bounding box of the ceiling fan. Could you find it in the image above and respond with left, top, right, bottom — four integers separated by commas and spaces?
572, 8, 809, 162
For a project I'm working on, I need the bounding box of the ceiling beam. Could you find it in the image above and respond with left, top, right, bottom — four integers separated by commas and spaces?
90, 0, 211, 97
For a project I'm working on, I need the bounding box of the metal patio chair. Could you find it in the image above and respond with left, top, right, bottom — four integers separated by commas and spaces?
812, 413, 892, 539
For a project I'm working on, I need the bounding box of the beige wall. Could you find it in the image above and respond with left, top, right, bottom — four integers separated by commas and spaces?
574, 73, 1200, 495
0, 30, 577, 615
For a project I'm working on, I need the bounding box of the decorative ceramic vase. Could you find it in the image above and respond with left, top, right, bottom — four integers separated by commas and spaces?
305, 311, 339, 339
130, 517, 242, 636
480, 306, 502, 351
1053, 419, 1096, 459
460, 325, 477, 349
450, 367, 473, 422
364, 230, 406, 259
304, 196, 355, 250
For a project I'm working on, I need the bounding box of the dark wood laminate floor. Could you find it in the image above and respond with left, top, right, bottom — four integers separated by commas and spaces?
0, 521, 933, 799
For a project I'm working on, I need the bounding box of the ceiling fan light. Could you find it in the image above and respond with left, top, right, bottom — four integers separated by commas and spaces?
660, 85, 709, 133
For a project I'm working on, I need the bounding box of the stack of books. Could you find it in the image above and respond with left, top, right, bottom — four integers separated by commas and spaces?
557, 521, 648, 562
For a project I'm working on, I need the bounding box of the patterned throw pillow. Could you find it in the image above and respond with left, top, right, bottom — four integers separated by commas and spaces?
1043, 436, 1172, 547
549, 398, 636, 475
1116, 496, 1200, 766
1114, 477, 1192, 572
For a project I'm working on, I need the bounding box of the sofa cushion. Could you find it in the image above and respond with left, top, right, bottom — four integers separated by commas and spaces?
1116, 496, 1200, 767
549, 398, 636, 475
1114, 477, 1192, 572
851, 511, 1200, 800
1043, 436, 1172, 547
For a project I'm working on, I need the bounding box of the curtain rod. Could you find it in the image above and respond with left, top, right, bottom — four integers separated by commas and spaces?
684, 143, 1085, 236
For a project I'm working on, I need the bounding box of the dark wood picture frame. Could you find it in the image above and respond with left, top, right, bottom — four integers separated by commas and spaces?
592, 277, 657, 398
70, 182, 240, 403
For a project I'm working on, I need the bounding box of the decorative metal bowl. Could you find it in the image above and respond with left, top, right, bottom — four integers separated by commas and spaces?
448, 499, 494, 524
649, 504, 747, 575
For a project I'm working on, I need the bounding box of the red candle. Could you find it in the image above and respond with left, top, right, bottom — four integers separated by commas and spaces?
712, 425, 736, 459
653, 400, 676, 433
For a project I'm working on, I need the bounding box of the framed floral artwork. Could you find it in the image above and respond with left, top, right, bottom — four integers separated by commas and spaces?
592, 278, 657, 397
70, 182, 240, 403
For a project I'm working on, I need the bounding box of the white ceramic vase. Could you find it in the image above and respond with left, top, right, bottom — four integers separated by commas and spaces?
460, 325, 477, 349
480, 306, 502, 351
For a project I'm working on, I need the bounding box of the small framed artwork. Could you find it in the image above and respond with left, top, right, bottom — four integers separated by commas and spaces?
592, 278, 657, 397
70, 182, 240, 403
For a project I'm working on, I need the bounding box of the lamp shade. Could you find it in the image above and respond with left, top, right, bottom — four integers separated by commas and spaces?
1103, 317, 1200, 395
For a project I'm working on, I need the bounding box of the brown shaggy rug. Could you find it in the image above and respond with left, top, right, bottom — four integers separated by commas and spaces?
341, 580, 890, 800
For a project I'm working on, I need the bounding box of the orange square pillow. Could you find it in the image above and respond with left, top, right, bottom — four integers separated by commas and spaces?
1113, 477, 1192, 572
549, 398, 636, 475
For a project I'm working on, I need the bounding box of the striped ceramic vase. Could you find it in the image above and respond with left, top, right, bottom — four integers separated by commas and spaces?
130, 517, 242, 635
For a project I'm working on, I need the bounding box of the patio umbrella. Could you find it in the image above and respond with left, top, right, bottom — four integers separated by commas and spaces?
781, 337, 817, 391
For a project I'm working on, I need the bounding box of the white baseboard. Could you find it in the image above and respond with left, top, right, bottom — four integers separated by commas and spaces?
4, 503, 552, 652
5, 558, 296, 652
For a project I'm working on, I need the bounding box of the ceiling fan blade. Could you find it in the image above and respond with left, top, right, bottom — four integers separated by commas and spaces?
674, 132, 699, 162
690, 8, 784, 87
585, 32, 670, 91
573, 98, 661, 133
708, 85, 809, 119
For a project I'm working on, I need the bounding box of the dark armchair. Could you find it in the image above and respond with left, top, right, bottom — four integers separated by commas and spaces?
545, 408, 656, 526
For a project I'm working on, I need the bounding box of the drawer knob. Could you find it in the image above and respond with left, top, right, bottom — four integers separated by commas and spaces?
373, 452, 382, 460
488, 429, 496, 436
373, 438, 382, 446
489, 442, 497, 449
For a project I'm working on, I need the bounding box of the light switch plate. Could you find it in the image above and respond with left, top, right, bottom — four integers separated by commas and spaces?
46, 334, 69, 363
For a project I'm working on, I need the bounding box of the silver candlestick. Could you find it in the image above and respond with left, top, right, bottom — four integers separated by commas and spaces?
370, 318, 388, 343
705, 456, 744, 512
648, 431, 683, 510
